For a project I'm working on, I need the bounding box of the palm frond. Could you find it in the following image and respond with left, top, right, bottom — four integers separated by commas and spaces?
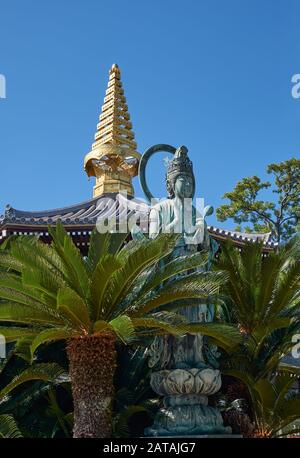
48, 223, 90, 298
134, 251, 209, 302
30, 328, 77, 357
109, 315, 135, 344
0, 415, 22, 438
185, 322, 242, 351
129, 271, 226, 317
90, 254, 123, 321
0, 363, 68, 401
0, 326, 40, 343
103, 234, 177, 319
86, 230, 128, 273
0, 302, 63, 326
57, 288, 90, 331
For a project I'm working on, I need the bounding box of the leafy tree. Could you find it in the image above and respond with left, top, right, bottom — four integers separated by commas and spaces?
216, 158, 300, 244
0, 223, 240, 438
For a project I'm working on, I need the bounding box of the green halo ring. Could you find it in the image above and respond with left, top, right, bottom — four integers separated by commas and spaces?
139, 144, 176, 202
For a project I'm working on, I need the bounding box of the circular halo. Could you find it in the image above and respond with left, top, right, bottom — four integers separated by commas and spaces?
139, 144, 176, 202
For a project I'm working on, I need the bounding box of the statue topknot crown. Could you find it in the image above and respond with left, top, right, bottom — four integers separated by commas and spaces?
166, 145, 195, 198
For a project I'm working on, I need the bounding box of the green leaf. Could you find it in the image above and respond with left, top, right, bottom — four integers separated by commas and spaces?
86, 230, 128, 273
0, 250, 23, 273
103, 235, 177, 319
0, 415, 22, 438
30, 328, 76, 356
109, 315, 135, 344
216, 158, 300, 243
0, 302, 63, 326
13, 336, 35, 363
93, 320, 110, 333
131, 317, 186, 337
48, 222, 90, 298
0, 272, 61, 318
90, 254, 123, 321
131, 272, 225, 317
0, 363, 68, 401
10, 236, 66, 285
185, 322, 242, 351
137, 251, 209, 301
57, 288, 90, 331
0, 327, 39, 343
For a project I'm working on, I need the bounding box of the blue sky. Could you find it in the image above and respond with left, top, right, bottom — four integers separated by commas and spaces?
0, 0, 299, 228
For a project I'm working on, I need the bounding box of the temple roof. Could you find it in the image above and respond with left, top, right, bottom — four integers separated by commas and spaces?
0, 193, 276, 248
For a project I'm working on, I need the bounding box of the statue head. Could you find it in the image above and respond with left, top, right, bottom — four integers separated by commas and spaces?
138, 144, 196, 203
166, 146, 195, 199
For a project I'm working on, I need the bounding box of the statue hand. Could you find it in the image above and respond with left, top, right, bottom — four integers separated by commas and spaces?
184, 225, 205, 245
195, 216, 204, 228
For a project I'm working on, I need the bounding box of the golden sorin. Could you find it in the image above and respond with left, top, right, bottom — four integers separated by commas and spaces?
84, 64, 141, 197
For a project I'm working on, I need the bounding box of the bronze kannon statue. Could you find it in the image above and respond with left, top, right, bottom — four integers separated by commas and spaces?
135, 144, 231, 436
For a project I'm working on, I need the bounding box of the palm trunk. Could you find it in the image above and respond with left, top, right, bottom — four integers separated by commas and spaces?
66, 333, 117, 438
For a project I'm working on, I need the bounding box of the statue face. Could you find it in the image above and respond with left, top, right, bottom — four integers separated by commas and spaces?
174, 174, 194, 199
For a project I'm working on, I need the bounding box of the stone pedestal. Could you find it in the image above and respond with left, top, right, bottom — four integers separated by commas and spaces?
145, 367, 231, 436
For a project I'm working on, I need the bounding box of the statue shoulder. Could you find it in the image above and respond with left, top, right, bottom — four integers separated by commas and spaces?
150, 199, 173, 215
151, 198, 173, 210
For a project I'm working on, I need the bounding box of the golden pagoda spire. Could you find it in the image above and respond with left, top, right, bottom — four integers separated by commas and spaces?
84, 64, 141, 197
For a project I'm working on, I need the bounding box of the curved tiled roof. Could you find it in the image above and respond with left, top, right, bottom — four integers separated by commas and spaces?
207, 225, 274, 246
0, 194, 134, 226
0, 193, 276, 248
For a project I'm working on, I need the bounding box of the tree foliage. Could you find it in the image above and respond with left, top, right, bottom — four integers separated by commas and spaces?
216, 158, 300, 243
214, 238, 300, 436
0, 223, 239, 352
0, 223, 240, 437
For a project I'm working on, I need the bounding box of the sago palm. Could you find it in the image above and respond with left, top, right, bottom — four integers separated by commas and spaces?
216, 239, 300, 381
242, 373, 300, 438
0, 223, 239, 438
0, 336, 72, 438
0, 362, 67, 438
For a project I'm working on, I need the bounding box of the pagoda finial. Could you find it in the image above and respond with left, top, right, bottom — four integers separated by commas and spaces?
110, 63, 120, 74
84, 64, 141, 197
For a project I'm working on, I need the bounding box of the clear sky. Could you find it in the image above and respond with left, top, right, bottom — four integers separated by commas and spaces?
0, 0, 299, 228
